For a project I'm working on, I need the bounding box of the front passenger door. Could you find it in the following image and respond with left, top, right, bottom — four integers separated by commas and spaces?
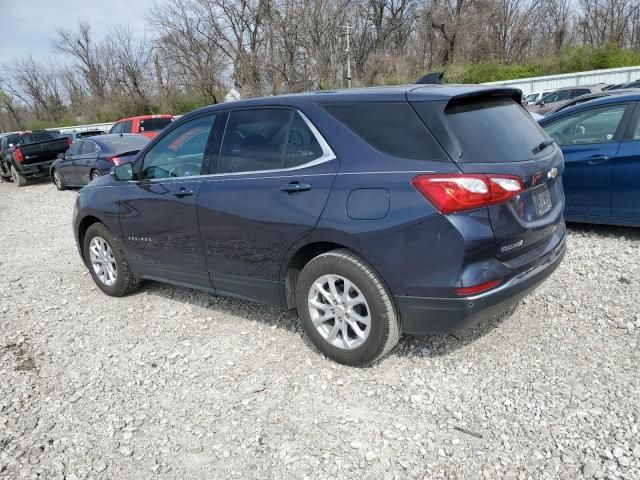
611, 102, 640, 220
543, 103, 630, 218
118, 114, 218, 287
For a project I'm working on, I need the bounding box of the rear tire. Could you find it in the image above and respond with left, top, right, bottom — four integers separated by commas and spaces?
52, 169, 66, 191
295, 249, 400, 366
10, 166, 27, 187
83, 223, 139, 297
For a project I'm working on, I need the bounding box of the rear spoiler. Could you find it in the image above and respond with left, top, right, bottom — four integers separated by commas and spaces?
447, 87, 522, 105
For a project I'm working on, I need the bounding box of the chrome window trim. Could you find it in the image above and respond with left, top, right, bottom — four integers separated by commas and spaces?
139, 108, 336, 183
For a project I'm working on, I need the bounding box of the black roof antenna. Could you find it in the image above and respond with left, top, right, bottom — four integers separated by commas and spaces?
416, 72, 444, 85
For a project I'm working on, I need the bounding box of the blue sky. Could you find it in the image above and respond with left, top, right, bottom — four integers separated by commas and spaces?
0, 0, 155, 63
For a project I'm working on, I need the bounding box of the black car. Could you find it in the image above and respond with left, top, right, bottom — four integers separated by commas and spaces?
51, 134, 150, 190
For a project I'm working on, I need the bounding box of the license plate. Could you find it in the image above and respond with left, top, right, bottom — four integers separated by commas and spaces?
532, 184, 552, 216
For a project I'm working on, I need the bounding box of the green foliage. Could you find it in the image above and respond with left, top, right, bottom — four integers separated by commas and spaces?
426, 45, 640, 85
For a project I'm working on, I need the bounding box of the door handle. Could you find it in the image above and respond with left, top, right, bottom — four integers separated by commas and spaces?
280, 182, 312, 193
587, 155, 611, 165
173, 187, 194, 198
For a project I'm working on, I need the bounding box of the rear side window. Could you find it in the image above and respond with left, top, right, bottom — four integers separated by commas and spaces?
81, 141, 98, 155
432, 97, 548, 162
140, 118, 173, 132
218, 109, 294, 173
322, 102, 446, 160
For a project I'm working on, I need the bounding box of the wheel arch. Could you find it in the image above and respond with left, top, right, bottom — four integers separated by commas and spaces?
283, 240, 373, 309
77, 215, 103, 262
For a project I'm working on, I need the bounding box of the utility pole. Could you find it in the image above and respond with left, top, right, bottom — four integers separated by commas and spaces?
341, 22, 353, 88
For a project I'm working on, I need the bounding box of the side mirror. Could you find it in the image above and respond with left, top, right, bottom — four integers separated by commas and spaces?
110, 162, 133, 181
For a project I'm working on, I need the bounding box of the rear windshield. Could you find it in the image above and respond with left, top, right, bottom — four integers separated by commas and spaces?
322, 102, 446, 160
140, 117, 173, 132
101, 135, 150, 154
436, 97, 548, 162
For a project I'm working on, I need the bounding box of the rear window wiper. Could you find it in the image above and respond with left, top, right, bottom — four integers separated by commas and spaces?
532, 139, 555, 154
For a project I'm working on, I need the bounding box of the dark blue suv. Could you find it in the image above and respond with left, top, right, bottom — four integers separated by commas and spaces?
73, 85, 566, 366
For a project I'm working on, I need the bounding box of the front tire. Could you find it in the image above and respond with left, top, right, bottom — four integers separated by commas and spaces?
10, 166, 27, 187
295, 249, 400, 366
83, 223, 138, 297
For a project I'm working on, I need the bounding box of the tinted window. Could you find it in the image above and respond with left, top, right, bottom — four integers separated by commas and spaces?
544, 104, 627, 145
323, 102, 445, 160
140, 117, 173, 132
141, 115, 215, 179
438, 97, 548, 162
32, 130, 54, 142
573, 89, 591, 97
5, 134, 20, 146
67, 141, 82, 156
18, 133, 35, 145
285, 113, 324, 168
110, 122, 123, 134
544, 90, 571, 103
81, 141, 98, 155
121, 121, 133, 134
218, 109, 293, 173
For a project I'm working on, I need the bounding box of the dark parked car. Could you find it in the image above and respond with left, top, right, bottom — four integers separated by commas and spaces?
526, 85, 605, 115
0, 130, 72, 186
73, 85, 566, 366
545, 89, 640, 115
539, 93, 640, 226
51, 134, 150, 190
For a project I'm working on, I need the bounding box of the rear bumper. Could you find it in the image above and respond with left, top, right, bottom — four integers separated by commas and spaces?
19, 160, 56, 178
396, 235, 565, 334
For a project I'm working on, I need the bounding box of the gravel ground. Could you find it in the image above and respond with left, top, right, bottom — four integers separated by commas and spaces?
0, 178, 639, 480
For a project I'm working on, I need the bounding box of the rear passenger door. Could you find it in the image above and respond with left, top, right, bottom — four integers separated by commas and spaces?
76, 140, 100, 184
61, 141, 83, 185
197, 107, 338, 306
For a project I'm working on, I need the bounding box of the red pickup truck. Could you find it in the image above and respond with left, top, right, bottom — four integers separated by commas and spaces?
108, 114, 175, 139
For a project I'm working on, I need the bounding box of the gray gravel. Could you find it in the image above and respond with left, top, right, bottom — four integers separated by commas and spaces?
0, 179, 639, 479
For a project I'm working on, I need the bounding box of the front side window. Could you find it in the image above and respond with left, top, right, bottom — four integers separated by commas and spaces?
218, 109, 294, 173
121, 121, 133, 134
544, 104, 627, 145
141, 115, 215, 180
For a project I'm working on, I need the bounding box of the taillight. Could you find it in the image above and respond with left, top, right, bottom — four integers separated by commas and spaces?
111, 156, 124, 165
412, 174, 525, 214
66, 137, 72, 147
14, 147, 24, 163
455, 279, 502, 296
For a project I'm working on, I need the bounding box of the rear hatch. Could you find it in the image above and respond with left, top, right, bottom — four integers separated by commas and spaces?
410, 89, 565, 263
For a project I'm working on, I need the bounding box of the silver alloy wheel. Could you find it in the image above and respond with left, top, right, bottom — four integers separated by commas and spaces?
307, 274, 371, 350
11, 167, 18, 183
54, 170, 62, 188
89, 236, 117, 286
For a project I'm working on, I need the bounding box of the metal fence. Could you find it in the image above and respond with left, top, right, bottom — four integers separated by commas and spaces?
484, 65, 640, 94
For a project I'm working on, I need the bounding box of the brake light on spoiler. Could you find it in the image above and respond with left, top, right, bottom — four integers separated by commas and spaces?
412, 173, 525, 214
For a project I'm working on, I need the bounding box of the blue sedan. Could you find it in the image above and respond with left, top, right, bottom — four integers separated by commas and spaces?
51, 134, 150, 190
538, 92, 640, 226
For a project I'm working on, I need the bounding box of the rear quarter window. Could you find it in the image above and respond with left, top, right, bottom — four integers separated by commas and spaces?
322, 102, 447, 160
427, 97, 548, 163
